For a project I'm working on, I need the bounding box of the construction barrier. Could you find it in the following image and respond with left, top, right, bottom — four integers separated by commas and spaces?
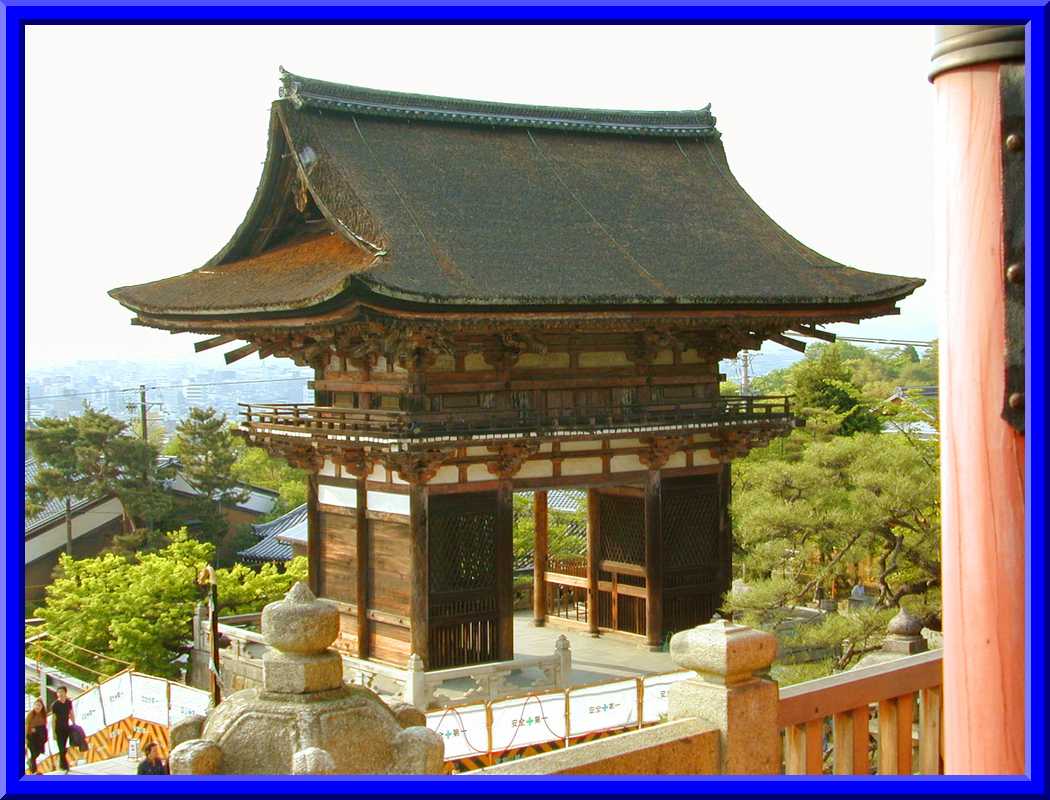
426, 669, 694, 770
29, 669, 210, 773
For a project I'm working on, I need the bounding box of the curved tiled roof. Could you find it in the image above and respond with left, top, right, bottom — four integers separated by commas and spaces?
239, 504, 307, 564
24, 458, 102, 533
109, 71, 922, 320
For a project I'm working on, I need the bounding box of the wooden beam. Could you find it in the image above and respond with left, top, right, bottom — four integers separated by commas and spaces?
533, 490, 548, 627
224, 342, 260, 365
768, 333, 808, 353
495, 481, 515, 660
718, 463, 732, 590
194, 334, 235, 353
586, 489, 600, 637
355, 477, 370, 660
409, 483, 429, 668
645, 470, 663, 649
792, 324, 837, 342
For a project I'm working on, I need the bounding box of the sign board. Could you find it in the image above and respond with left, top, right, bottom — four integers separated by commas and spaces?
99, 671, 133, 726
131, 673, 168, 726
169, 683, 211, 727
128, 738, 140, 761
567, 679, 638, 737
72, 686, 106, 736
641, 671, 694, 723
426, 704, 489, 761
490, 692, 567, 752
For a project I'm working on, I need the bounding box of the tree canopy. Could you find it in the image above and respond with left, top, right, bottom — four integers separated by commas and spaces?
29, 530, 307, 680
726, 342, 940, 681
26, 406, 175, 547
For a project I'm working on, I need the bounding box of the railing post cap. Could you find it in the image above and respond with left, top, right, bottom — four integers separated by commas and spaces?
407, 653, 425, 672
554, 635, 571, 651
669, 620, 777, 685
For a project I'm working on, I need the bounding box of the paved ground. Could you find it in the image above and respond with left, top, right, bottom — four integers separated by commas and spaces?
429, 611, 677, 701
24, 755, 138, 776
512, 610, 675, 683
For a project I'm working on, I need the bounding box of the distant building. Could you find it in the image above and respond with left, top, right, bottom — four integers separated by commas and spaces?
183, 381, 207, 408
24, 458, 125, 608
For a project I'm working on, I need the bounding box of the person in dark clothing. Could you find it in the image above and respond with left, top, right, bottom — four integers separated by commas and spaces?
25, 699, 48, 774
137, 742, 169, 775
50, 687, 75, 773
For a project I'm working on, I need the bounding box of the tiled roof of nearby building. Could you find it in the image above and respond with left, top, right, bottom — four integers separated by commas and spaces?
24, 458, 104, 534
109, 72, 922, 320
238, 504, 307, 564
160, 457, 279, 516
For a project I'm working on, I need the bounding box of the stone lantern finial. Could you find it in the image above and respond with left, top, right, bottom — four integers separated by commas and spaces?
261, 581, 343, 693
883, 606, 927, 655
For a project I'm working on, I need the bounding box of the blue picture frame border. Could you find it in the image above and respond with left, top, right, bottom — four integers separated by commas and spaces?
3, 3, 1045, 796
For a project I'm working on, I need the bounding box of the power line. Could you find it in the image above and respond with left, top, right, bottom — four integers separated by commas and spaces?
27, 376, 309, 403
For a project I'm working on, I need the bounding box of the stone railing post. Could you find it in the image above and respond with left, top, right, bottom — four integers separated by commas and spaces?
404, 653, 427, 711
555, 635, 572, 688
667, 620, 779, 774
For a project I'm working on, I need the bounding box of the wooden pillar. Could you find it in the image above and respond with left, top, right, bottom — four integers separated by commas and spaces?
586, 488, 600, 636
931, 26, 1025, 775
533, 490, 548, 626
306, 474, 321, 596
718, 462, 732, 593
355, 477, 369, 660
408, 482, 429, 668
495, 479, 515, 660
644, 469, 663, 649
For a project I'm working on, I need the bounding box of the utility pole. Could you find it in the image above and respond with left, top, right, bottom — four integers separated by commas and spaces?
139, 384, 149, 444
127, 385, 163, 444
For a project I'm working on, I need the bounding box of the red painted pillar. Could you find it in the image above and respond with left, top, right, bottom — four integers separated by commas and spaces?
930, 25, 1026, 775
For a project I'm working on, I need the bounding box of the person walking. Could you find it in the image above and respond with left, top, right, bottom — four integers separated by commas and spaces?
25, 698, 48, 774
136, 742, 169, 775
50, 686, 75, 773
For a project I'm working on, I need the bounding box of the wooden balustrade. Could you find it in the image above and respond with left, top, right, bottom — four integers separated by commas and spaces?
777, 650, 943, 775
238, 395, 793, 443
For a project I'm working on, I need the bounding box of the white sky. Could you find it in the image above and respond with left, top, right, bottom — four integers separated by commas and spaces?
25, 24, 937, 369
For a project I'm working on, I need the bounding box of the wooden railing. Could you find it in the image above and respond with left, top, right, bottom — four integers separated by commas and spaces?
777, 650, 943, 775
238, 395, 793, 443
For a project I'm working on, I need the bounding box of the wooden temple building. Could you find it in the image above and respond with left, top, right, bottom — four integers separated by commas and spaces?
110, 71, 921, 671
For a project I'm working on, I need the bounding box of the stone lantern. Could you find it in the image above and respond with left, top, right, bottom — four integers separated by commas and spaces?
169, 582, 444, 775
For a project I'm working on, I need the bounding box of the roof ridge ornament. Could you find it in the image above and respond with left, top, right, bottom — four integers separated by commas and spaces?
277, 68, 720, 139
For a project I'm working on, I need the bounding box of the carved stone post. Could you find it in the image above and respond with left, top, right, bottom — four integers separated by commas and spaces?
667, 620, 779, 774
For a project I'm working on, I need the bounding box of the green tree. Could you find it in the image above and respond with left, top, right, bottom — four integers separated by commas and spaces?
512, 494, 587, 568
790, 345, 882, 435
27, 406, 175, 553
32, 530, 308, 680
173, 408, 249, 547
727, 432, 939, 674
231, 444, 308, 519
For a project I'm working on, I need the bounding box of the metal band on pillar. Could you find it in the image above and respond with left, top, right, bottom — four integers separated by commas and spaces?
929, 25, 1025, 80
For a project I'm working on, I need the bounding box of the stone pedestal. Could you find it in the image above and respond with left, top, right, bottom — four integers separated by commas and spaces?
667, 620, 779, 775
169, 582, 443, 775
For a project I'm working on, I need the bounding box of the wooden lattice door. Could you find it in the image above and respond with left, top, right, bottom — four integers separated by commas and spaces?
427, 492, 502, 668
661, 474, 726, 633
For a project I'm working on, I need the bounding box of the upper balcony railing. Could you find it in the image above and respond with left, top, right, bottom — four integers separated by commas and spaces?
238, 395, 794, 444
